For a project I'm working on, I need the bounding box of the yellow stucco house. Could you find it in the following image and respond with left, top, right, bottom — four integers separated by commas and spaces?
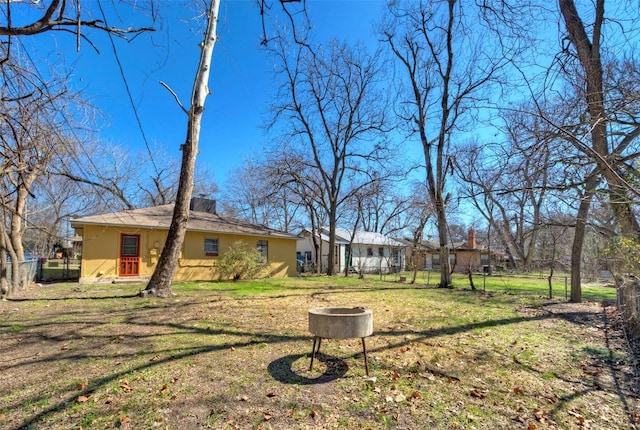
70, 198, 298, 283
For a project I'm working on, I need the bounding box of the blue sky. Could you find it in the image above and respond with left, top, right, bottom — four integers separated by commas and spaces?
26, 0, 387, 189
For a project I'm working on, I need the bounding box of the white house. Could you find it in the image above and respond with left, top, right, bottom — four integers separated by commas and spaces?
297, 227, 406, 274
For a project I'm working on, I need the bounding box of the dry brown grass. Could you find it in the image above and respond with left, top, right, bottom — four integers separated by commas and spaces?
0, 278, 638, 429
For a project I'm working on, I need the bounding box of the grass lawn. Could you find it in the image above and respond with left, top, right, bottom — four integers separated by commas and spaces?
0, 274, 637, 429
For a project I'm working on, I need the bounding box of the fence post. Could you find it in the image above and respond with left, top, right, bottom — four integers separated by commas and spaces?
565, 276, 568, 301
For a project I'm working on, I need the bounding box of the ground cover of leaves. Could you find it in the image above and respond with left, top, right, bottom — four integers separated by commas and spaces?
0, 279, 638, 429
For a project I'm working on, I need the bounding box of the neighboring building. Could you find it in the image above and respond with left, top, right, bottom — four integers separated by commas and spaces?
70, 198, 298, 284
297, 227, 406, 274
414, 229, 508, 273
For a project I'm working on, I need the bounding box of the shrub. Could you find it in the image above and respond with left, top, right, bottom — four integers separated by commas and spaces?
603, 236, 640, 278
216, 241, 266, 281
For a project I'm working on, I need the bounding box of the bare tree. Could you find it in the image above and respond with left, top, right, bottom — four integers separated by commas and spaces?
404, 181, 433, 284
0, 52, 80, 294
0, 0, 154, 40
538, 215, 571, 299
355, 176, 413, 236
559, 0, 640, 238
142, 0, 220, 298
222, 156, 300, 232
266, 32, 391, 275
384, 0, 504, 287
457, 101, 571, 271
57, 140, 218, 213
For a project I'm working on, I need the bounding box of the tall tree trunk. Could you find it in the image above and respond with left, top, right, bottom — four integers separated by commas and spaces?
570, 175, 598, 302
559, 0, 640, 237
0, 221, 10, 299
437, 210, 452, 288
326, 205, 337, 275
9, 186, 30, 290
143, 0, 220, 298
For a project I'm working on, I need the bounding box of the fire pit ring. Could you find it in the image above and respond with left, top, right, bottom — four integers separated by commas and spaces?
308, 307, 373, 375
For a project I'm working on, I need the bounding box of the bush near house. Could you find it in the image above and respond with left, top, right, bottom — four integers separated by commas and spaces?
216, 241, 267, 281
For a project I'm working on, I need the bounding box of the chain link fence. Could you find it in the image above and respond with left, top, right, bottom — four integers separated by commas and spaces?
616, 279, 640, 341
5, 258, 39, 285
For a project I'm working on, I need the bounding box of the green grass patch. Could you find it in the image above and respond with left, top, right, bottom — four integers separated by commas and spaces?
0, 275, 633, 429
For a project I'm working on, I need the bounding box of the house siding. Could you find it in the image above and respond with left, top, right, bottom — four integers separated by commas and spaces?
297, 228, 405, 274
77, 225, 297, 283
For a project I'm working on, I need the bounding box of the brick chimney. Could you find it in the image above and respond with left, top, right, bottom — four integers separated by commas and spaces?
467, 228, 477, 249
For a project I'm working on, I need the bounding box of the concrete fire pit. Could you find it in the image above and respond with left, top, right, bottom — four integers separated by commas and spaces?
308, 307, 373, 375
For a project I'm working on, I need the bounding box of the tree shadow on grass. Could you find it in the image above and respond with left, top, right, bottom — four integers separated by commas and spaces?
267, 353, 348, 385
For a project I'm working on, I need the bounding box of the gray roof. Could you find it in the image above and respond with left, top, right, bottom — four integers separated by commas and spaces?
333, 228, 405, 247
299, 228, 350, 244
71, 204, 298, 240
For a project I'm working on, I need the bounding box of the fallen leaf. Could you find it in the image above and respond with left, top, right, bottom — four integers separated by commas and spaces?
527, 424, 538, 430
76, 381, 88, 391
470, 389, 486, 399
568, 409, 585, 426
410, 390, 422, 400
393, 393, 406, 403
119, 416, 131, 424
266, 392, 277, 398
150, 355, 160, 361
120, 380, 133, 393
310, 409, 318, 418
77, 394, 91, 403
171, 377, 179, 383
238, 395, 248, 401
60, 344, 70, 350
533, 408, 548, 423
0, 414, 5, 420
513, 386, 524, 394
159, 384, 169, 394
263, 412, 272, 421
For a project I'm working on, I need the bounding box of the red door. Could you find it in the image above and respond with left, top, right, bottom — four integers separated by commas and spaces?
119, 234, 140, 276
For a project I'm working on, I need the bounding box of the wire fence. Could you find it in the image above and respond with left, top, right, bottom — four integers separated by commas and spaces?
616, 280, 640, 342
5, 258, 39, 284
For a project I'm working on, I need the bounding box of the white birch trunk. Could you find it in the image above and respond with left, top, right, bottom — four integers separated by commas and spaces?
143, 0, 220, 297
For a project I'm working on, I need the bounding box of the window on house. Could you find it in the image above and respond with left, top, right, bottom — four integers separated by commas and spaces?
304, 251, 312, 262
378, 247, 384, 257
257, 240, 268, 261
432, 254, 440, 265
480, 253, 489, 266
367, 247, 373, 256
449, 254, 457, 265
204, 238, 219, 256
121, 235, 139, 257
